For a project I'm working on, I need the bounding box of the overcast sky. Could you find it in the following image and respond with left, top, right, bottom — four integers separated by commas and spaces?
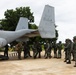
0, 0, 76, 43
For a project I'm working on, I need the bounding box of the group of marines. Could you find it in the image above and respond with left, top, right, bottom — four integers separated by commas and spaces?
12, 36, 76, 67
64, 36, 76, 67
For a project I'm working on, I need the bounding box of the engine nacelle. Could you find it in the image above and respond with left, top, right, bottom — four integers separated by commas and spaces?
0, 38, 7, 47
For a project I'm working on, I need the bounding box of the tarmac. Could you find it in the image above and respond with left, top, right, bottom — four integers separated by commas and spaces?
0, 51, 76, 75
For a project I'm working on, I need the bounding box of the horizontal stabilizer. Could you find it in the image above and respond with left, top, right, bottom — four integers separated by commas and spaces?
38, 5, 55, 38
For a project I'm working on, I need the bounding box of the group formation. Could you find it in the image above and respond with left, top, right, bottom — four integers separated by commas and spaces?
64, 36, 76, 67
14, 40, 62, 60
3, 36, 76, 67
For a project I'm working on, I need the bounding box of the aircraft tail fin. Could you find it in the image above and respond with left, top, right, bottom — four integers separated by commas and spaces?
15, 17, 28, 31
38, 5, 55, 38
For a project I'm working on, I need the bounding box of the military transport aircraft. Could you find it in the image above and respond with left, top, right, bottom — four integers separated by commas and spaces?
0, 5, 55, 48
0, 5, 56, 60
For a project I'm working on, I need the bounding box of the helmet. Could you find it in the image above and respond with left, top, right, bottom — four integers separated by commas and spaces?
73, 36, 76, 41
65, 38, 71, 43
73, 36, 76, 39
65, 38, 69, 42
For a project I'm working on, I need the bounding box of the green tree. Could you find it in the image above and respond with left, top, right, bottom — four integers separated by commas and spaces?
29, 24, 38, 29
0, 7, 34, 31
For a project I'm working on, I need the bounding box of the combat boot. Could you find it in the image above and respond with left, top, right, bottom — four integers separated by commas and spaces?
64, 60, 66, 62
66, 60, 71, 64
74, 65, 76, 67
74, 62, 76, 67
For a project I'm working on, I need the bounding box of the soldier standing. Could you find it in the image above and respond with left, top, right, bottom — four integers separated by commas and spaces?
26, 41, 32, 57
57, 41, 62, 58
73, 36, 76, 67
34, 41, 42, 58
15, 42, 23, 60
37, 42, 42, 58
64, 39, 72, 64
4, 44, 9, 58
71, 41, 74, 61
23, 42, 28, 58
53, 41, 57, 58
64, 41, 67, 62
31, 42, 37, 58
44, 41, 52, 59
44, 42, 48, 58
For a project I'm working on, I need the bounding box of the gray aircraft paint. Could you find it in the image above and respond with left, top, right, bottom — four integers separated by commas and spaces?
38, 5, 55, 38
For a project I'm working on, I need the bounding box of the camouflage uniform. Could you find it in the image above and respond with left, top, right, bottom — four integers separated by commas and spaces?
44, 43, 48, 57
64, 43, 67, 62
53, 42, 57, 58
64, 39, 72, 64
26, 42, 32, 57
31, 42, 37, 58
16, 42, 22, 60
37, 42, 42, 58
34, 41, 42, 58
57, 41, 62, 58
70, 42, 74, 61
23, 42, 28, 58
4, 44, 9, 58
73, 36, 76, 67
44, 42, 52, 59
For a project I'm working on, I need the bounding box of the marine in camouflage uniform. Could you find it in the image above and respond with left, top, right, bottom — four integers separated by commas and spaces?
23, 42, 31, 59
44, 42, 48, 57
64, 41, 68, 62
53, 41, 57, 58
37, 42, 42, 58
71, 42, 74, 61
57, 41, 62, 58
26, 41, 32, 57
64, 39, 72, 64
31, 42, 37, 58
15, 42, 23, 60
44, 41, 52, 59
73, 36, 76, 67
4, 44, 9, 58
34, 41, 42, 59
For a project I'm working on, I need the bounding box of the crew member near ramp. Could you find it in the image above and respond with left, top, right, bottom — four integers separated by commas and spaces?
4, 44, 9, 57
15, 42, 23, 60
